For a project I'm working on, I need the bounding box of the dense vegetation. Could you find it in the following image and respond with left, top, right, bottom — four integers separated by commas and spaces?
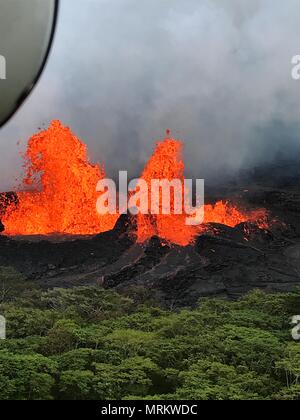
0, 266, 300, 400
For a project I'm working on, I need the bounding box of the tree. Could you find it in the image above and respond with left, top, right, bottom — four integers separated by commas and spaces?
175, 360, 277, 400
41, 320, 78, 356
58, 370, 95, 400
0, 351, 56, 400
93, 357, 159, 399
275, 343, 300, 399
41, 286, 133, 321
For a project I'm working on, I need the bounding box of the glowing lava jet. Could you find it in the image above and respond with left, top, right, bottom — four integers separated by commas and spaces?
2, 121, 118, 235
2, 121, 268, 245
136, 133, 268, 246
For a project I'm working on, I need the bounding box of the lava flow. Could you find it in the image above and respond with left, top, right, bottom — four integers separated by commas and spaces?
2, 121, 268, 244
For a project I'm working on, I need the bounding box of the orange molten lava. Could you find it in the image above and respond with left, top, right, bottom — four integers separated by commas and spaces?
203, 201, 268, 228
2, 121, 268, 244
3, 121, 118, 235
137, 135, 196, 245
136, 134, 268, 246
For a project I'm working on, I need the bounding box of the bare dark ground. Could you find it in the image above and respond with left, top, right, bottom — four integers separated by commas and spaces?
0, 162, 300, 307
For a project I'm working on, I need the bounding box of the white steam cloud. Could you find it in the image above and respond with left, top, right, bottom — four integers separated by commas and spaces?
0, 0, 300, 189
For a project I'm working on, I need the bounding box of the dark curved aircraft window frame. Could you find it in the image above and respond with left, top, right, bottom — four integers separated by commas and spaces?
0, 0, 59, 128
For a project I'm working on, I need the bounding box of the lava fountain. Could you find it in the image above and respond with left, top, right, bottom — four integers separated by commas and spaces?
2, 121, 268, 244
137, 132, 268, 246
2, 121, 118, 235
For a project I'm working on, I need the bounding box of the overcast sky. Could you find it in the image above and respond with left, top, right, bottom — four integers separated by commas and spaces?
0, 0, 300, 190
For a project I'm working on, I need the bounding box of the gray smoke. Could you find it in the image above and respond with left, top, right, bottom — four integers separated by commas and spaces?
0, 0, 300, 190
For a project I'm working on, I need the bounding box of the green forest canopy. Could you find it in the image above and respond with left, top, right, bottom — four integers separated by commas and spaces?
0, 266, 300, 400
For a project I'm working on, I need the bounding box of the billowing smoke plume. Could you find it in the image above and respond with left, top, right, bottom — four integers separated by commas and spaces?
0, 0, 300, 189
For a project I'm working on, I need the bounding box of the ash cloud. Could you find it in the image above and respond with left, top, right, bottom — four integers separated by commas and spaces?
0, 0, 300, 189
